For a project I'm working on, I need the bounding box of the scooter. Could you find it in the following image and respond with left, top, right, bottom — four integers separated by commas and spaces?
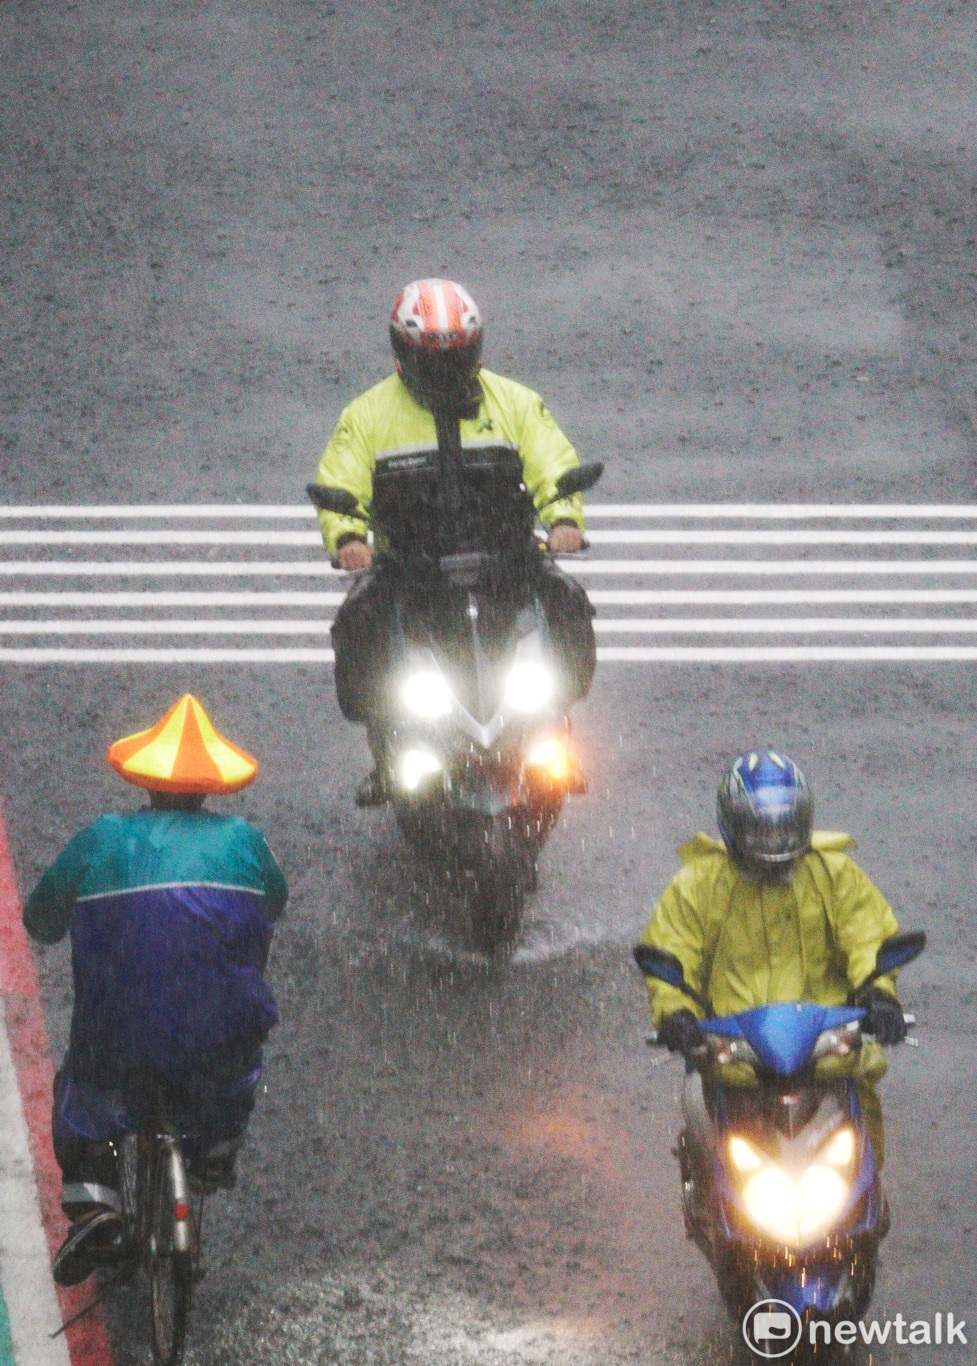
308, 456, 602, 950
634, 930, 925, 1350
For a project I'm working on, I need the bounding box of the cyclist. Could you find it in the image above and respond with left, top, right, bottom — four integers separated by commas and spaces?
312, 277, 596, 803
24, 695, 288, 1286
638, 750, 908, 1171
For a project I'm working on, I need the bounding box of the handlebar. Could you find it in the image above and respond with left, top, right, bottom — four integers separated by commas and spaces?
647, 1013, 920, 1071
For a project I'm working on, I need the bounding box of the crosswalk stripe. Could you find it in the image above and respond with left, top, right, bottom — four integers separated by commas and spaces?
586, 529, 977, 546
577, 504, 977, 519
9, 528, 977, 548
0, 506, 317, 520
1, 588, 976, 608
0, 591, 348, 607
3, 502, 977, 519
6, 559, 977, 578
1, 646, 977, 664
586, 589, 977, 604
0, 561, 340, 577
593, 618, 977, 634
0, 531, 323, 547
566, 560, 977, 576
2, 618, 976, 639
0, 648, 338, 663
597, 646, 977, 661
2, 504, 977, 666
0, 620, 334, 636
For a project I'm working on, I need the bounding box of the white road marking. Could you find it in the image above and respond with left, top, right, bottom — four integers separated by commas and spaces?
0, 998, 72, 1364
2, 502, 977, 519
585, 504, 977, 519
0, 648, 338, 662
0, 619, 334, 635
4, 559, 977, 579
597, 646, 977, 661
565, 560, 977, 575
0, 591, 347, 607
0, 530, 323, 546
2, 505, 977, 665
0, 506, 319, 520
3, 618, 976, 638
586, 588, 977, 604
9, 528, 977, 547
0, 561, 340, 577
12, 558, 977, 580
0, 588, 976, 608
593, 617, 977, 634
2, 646, 977, 663
586, 529, 977, 545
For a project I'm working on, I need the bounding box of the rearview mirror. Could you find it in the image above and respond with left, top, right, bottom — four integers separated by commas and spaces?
306, 484, 363, 518
874, 930, 926, 979
632, 944, 710, 1012
853, 929, 926, 999
552, 461, 604, 503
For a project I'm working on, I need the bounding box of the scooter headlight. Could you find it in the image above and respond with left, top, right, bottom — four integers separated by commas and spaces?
399, 748, 443, 792
741, 1164, 851, 1247
821, 1125, 856, 1169
504, 661, 555, 713
731, 1129, 854, 1248
400, 670, 453, 720
728, 1135, 764, 1173
796, 1165, 850, 1241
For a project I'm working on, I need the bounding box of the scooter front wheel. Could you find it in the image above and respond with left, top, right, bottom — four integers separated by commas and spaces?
466, 814, 537, 952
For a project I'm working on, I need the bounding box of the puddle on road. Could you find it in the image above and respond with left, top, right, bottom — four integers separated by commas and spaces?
408, 1295, 617, 1363
190, 1261, 676, 1365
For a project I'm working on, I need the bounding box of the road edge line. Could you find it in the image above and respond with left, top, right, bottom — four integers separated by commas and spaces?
0, 802, 114, 1364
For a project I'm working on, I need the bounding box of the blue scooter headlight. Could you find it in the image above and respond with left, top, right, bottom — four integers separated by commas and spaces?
729, 1126, 857, 1248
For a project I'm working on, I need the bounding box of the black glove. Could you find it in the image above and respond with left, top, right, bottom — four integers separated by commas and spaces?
657, 1009, 705, 1057
862, 988, 907, 1046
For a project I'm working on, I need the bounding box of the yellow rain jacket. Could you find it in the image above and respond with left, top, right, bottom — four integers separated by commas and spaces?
314, 368, 585, 556
639, 832, 901, 1093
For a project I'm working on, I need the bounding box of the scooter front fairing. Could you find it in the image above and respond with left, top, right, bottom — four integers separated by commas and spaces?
690, 1003, 884, 1322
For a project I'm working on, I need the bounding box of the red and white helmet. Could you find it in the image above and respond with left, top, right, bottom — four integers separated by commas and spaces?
389, 279, 484, 409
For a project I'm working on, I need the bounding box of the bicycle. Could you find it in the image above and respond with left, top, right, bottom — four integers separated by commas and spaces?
115, 1078, 206, 1366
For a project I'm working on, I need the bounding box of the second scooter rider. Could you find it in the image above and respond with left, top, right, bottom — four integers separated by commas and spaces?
637, 750, 909, 1172
312, 277, 597, 804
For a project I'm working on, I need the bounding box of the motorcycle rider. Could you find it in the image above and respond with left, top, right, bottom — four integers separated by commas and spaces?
638, 750, 908, 1175
313, 277, 596, 804
23, 695, 287, 1286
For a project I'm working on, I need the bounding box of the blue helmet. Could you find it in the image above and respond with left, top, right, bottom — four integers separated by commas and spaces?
717, 751, 812, 882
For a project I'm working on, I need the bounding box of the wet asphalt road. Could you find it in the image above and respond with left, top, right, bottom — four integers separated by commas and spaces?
3, 0, 977, 1361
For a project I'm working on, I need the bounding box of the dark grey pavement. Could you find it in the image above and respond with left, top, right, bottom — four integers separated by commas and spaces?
2, 0, 976, 1360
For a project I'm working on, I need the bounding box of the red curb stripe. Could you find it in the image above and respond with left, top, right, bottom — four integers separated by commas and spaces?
0, 801, 114, 1363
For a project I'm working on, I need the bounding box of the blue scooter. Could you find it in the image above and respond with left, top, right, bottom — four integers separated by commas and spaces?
634, 930, 925, 1346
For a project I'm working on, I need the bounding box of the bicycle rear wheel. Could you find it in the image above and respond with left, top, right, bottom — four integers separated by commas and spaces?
149, 1139, 193, 1366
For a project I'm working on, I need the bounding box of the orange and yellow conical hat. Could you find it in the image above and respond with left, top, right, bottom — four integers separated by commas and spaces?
107, 694, 258, 795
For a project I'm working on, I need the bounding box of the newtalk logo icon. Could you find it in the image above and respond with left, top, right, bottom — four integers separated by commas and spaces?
742, 1301, 803, 1357
743, 1299, 968, 1355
